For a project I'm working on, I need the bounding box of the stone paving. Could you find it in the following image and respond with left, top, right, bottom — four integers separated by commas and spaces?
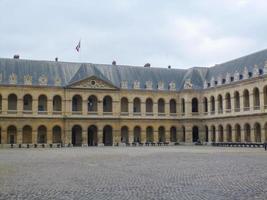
0, 146, 267, 200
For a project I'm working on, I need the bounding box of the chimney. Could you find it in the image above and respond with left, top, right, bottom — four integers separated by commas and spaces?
55, 57, 58, 62
112, 60, 116, 65
144, 63, 151, 67
13, 54, 20, 59
168, 65, 171, 69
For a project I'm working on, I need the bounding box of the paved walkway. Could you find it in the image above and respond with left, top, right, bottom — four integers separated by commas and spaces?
0, 146, 267, 200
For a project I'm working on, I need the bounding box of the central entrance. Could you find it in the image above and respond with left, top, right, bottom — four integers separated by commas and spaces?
192, 126, 199, 143
88, 125, 98, 146
72, 125, 82, 146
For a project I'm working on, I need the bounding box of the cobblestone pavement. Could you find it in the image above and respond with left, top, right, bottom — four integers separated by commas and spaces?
0, 146, 267, 200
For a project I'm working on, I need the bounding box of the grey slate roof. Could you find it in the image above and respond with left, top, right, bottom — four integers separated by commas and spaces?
0, 48, 266, 91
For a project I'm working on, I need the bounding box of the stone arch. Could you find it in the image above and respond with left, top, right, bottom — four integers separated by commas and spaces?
72, 95, 82, 112
72, 125, 82, 146
7, 125, 17, 144
103, 96, 112, 112
133, 126, 141, 143
38, 95, 47, 112
52, 126, 61, 144
121, 126, 129, 143
158, 126, 166, 142
192, 126, 199, 142
218, 125, 224, 142
133, 98, 141, 113
170, 126, 177, 142
158, 98, 165, 113
169, 99, 177, 113
8, 94, 17, 111
146, 126, 154, 142
205, 125, 209, 142
88, 125, 97, 146
120, 97, 129, 113
244, 123, 251, 142
210, 96, 215, 113
192, 98, 198, 113
253, 87, 260, 109
217, 95, 223, 113
53, 95, 62, 112
225, 93, 231, 110
254, 123, 261, 143
235, 124, 241, 142
146, 98, 153, 113
88, 95, 98, 112
37, 125, 47, 144
23, 94, 32, 111
181, 98, 185, 113
210, 125, 216, 142
181, 126, 186, 142
22, 125, 32, 144
226, 124, 232, 142
103, 125, 113, 146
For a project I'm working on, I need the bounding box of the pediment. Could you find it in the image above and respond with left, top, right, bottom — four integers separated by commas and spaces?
68, 76, 117, 90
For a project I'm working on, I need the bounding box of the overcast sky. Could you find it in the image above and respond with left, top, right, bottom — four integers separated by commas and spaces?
1, 0, 267, 68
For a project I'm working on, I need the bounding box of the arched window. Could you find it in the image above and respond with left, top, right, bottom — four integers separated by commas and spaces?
158, 126, 166, 142
72, 125, 82, 146
120, 97, 128, 113
133, 98, 141, 113
203, 97, 208, 113
210, 96, 215, 114
211, 125, 216, 142
243, 89, 250, 111
146, 98, 153, 114
53, 95, 62, 112
225, 93, 231, 112
121, 126, 129, 143
88, 95, 98, 112
169, 99, 177, 114
38, 95, 47, 112
205, 126, 209, 142
217, 95, 223, 114
234, 91, 240, 112
218, 125, 224, 142
22, 125, 32, 144
103, 125, 113, 146
52, 126, 61, 144
244, 123, 251, 142
192, 126, 199, 142
72, 95, 82, 112
253, 87, 260, 110
23, 94, 32, 111
181, 126, 186, 142
158, 98, 165, 113
192, 98, 198, 113
146, 126, 154, 143
235, 124, 241, 142
226, 124, 232, 142
88, 125, 98, 146
181, 98, 185, 114
7, 125, 17, 144
133, 126, 141, 143
170, 127, 177, 142
254, 123, 261, 143
8, 94, 17, 111
37, 126, 47, 144
103, 96, 112, 112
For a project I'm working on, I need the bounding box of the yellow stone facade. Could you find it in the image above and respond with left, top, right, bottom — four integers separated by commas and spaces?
0, 72, 266, 147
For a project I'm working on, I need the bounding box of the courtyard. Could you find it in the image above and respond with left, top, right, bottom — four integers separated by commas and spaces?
0, 146, 267, 200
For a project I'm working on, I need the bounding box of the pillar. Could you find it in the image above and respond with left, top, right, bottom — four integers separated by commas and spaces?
32, 129, 37, 144
47, 129, 52, 144
17, 128, 22, 144
82, 129, 88, 146
97, 126, 104, 146
47, 99, 53, 115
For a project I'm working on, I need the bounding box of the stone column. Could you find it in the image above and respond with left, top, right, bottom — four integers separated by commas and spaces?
260, 91, 264, 112
208, 128, 213, 143
113, 128, 120, 145
215, 129, 220, 143
47, 99, 53, 115
141, 102, 146, 117
165, 129, 170, 142
249, 90, 254, 111
32, 129, 37, 144
82, 129, 88, 146
240, 94, 244, 113
129, 100, 133, 117
17, 128, 22, 144
166, 102, 170, 116
97, 125, 104, 146
1, 129, 7, 144
32, 99, 38, 115
129, 128, 134, 144
185, 125, 192, 143
98, 100, 103, 116
82, 99, 87, 115
2, 96, 8, 115
153, 103, 158, 116
154, 129, 158, 142
185, 100, 191, 117
141, 129, 146, 143
47, 129, 53, 144
17, 97, 23, 115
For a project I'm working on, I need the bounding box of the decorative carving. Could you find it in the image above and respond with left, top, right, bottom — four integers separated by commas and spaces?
9, 73, 17, 84
24, 74, 32, 85
243, 67, 249, 79
39, 75, 48, 85
145, 80, 153, 90
204, 81, 208, 88
54, 77, 61, 86
234, 71, 239, 81
169, 81, 176, 91
183, 79, 192, 89
225, 73, 231, 84
121, 80, 128, 89
157, 81, 164, 90
70, 78, 115, 89
133, 80, 140, 89
210, 77, 215, 87
264, 61, 267, 74
253, 64, 259, 77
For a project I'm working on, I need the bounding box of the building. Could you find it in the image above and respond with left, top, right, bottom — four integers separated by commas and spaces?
0, 49, 267, 147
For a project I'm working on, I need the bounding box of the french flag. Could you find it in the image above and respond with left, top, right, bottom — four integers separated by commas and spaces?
76, 40, 81, 52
